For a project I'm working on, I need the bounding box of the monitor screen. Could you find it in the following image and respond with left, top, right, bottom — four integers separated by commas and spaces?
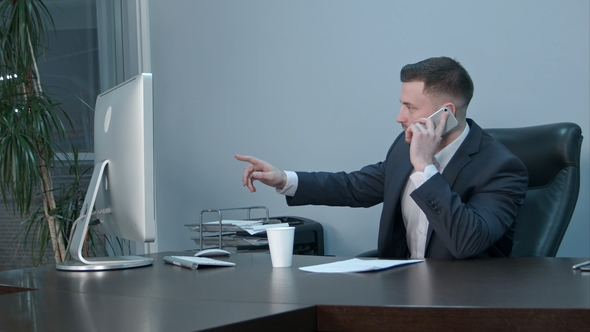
56, 73, 156, 271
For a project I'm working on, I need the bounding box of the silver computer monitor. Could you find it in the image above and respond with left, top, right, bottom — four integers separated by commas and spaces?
56, 73, 156, 271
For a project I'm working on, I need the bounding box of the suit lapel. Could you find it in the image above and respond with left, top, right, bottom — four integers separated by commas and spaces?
390, 142, 414, 210
379, 135, 414, 257
441, 120, 482, 187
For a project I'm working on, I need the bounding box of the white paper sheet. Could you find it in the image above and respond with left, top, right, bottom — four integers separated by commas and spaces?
193, 220, 285, 235
299, 258, 423, 273
240, 223, 286, 235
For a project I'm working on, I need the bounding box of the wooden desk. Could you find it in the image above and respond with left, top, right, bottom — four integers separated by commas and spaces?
0, 253, 588, 331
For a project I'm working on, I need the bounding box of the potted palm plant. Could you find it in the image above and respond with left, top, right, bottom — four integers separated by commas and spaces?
0, 0, 95, 265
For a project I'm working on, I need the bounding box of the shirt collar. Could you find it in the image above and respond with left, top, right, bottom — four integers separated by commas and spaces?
434, 123, 470, 173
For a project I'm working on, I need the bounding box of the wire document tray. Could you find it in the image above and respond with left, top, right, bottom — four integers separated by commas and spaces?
185, 207, 325, 255
190, 206, 272, 251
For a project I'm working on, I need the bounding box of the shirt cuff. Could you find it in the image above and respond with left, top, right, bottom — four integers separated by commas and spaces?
276, 171, 298, 196
410, 164, 438, 189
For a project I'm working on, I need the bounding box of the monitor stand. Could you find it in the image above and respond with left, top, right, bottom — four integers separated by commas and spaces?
55, 160, 153, 271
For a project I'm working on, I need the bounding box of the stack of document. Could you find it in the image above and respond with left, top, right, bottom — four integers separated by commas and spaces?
185, 219, 286, 235
185, 219, 286, 248
192, 234, 269, 247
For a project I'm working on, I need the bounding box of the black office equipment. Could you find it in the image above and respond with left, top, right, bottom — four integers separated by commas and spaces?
187, 207, 324, 256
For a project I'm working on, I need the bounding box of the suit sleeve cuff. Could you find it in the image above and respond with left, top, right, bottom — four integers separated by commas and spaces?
276, 171, 298, 196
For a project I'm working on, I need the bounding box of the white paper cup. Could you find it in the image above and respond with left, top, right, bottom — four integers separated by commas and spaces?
266, 227, 295, 267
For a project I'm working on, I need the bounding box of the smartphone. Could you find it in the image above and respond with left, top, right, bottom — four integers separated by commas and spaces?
429, 106, 458, 136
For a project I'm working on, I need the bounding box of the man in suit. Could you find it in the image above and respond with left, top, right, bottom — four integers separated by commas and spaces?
236, 56, 528, 259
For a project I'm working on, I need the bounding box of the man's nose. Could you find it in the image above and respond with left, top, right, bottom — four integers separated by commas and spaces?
396, 109, 405, 124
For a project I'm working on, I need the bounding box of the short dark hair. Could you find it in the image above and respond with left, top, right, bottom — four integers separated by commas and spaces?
400, 57, 474, 110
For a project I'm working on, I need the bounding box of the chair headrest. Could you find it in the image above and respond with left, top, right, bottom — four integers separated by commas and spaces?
485, 122, 583, 189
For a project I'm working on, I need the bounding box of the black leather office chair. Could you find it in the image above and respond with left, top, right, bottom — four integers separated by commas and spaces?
486, 122, 583, 257
358, 122, 583, 258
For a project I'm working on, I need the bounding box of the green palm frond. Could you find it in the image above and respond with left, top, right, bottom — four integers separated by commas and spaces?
0, 0, 54, 66
0, 0, 72, 216
0, 0, 84, 264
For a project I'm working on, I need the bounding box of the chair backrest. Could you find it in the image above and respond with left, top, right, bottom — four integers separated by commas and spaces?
485, 122, 583, 257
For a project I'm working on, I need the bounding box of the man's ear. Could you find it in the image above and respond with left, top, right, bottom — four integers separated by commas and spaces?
443, 103, 456, 116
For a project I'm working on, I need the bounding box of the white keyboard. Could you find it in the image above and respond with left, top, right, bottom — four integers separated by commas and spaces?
163, 255, 236, 270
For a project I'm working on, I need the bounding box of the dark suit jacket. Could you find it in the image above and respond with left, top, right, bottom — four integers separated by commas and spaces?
286, 119, 528, 259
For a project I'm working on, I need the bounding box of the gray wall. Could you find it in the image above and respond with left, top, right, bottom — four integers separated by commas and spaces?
148, 0, 589, 257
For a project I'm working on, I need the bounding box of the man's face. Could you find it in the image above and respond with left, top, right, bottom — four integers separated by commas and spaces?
397, 81, 438, 143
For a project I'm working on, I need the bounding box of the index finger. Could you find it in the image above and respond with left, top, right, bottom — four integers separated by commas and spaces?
413, 117, 435, 132
235, 154, 261, 165
434, 110, 450, 137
